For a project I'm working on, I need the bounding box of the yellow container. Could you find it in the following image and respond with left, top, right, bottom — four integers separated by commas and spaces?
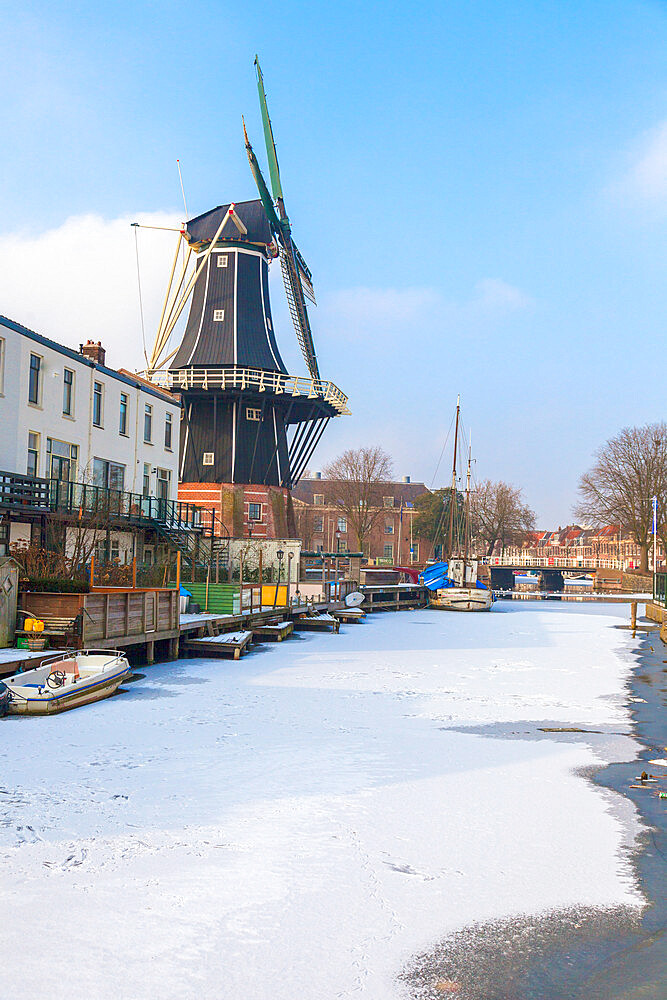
33, 619, 45, 633
24, 618, 35, 632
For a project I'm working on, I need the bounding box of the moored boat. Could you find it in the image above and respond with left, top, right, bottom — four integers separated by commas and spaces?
3, 649, 131, 715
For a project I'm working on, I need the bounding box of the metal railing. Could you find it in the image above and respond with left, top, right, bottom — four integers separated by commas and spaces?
654, 572, 666, 606
48, 479, 209, 533
143, 366, 350, 415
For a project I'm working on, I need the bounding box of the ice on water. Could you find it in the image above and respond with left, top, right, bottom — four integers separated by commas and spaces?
0, 603, 644, 999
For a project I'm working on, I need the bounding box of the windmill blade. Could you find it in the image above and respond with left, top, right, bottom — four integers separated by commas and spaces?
243, 119, 282, 233
255, 56, 284, 205
279, 241, 320, 381
290, 238, 316, 304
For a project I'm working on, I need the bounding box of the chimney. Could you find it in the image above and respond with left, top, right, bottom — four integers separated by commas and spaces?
80, 340, 106, 366
315, 471, 322, 480
402, 475, 411, 483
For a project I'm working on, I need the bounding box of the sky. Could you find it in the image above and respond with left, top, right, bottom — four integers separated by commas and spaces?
2, 0, 667, 524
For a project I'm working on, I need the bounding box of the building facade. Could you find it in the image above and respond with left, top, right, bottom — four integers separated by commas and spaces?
291, 475, 429, 564
0, 317, 182, 560
489, 524, 659, 572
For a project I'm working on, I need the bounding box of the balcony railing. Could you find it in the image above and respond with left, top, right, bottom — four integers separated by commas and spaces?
0, 471, 50, 510
48, 480, 208, 533
0, 470, 214, 537
143, 366, 351, 415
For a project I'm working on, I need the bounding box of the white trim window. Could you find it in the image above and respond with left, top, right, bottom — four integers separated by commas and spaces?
63, 368, 74, 416
246, 407, 261, 421
248, 502, 262, 521
92, 381, 104, 427
144, 403, 153, 443
119, 393, 129, 435
165, 411, 173, 450
314, 494, 324, 506
27, 432, 40, 477
28, 353, 41, 405
217, 255, 228, 268
337, 517, 347, 533
213, 309, 225, 321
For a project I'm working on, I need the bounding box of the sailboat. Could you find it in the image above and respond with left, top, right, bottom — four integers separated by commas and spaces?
422, 397, 493, 612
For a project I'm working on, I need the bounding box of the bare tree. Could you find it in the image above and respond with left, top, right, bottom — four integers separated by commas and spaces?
474, 480, 536, 556
323, 446, 394, 553
575, 422, 667, 573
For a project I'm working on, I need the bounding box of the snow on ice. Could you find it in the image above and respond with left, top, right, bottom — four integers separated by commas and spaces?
0, 602, 644, 999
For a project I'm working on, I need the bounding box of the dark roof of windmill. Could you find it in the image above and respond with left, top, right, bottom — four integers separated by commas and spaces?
186, 199, 272, 246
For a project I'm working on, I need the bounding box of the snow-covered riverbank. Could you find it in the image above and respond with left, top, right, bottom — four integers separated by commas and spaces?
0, 603, 644, 999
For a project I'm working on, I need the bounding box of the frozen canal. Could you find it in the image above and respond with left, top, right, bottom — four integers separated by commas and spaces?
1, 602, 644, 998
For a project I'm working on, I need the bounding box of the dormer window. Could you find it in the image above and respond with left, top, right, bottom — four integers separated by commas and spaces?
217, 255, 228, 268
213, 309, 225, 322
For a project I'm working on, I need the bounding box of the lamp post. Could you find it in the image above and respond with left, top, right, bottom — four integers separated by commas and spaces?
273, 548, 284, 609
287, 551, 294, 606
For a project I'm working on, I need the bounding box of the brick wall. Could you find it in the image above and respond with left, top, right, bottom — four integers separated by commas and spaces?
178, 482, 296, 539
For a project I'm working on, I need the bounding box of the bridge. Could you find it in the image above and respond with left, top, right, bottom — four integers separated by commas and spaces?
482, 560, 621, 592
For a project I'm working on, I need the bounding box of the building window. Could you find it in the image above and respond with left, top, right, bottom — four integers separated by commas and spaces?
313, 516, 324, 533
27, 432, 40, 477
383, 496, 394, 508
248, 502, 262, 521
213, 309, 225, 321
383, 543, 394, 559
165, 412, 173, 450
92, 381, 103, 426
46, 438, 78, 482
314, 494, 324, 506
61, 368, 74, 415
0, 337, 5, 394
144, 404, 153, 442
28, 353, 41, 405
246, 407, 261, 421
202, 452, 214, 466
217, 254, 228, 268
119, 393, 128, 435
337, 517, 347, 533
143, 463, 151, 496
384, 522, 394, 534
156, 468, 170, 500
93, 458, 125, 492
95, 538, 120, 564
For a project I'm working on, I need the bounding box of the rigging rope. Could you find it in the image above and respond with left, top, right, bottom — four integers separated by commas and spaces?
133, 225, 148, 368
430, 411, 456, 488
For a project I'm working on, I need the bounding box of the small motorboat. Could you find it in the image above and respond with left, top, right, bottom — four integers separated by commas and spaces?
4, 649, 131, 715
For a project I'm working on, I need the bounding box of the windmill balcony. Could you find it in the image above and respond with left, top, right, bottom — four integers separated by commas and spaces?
144, 366, 351, 416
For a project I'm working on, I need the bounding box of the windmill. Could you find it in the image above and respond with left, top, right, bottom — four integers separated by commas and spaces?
144, 58, 348, 493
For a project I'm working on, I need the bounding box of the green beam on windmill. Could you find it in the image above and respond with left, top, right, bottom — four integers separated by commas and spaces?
254, 55, 284, 206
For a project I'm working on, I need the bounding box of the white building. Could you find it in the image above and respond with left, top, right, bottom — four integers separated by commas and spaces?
0, 316, 181, 559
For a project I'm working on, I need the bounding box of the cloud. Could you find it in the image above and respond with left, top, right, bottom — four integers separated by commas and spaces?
609, 119, 667, 202
318, 278, 531, 344
0, 211, 183, 372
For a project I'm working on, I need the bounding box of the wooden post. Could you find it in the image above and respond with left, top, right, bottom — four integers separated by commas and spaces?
631, 600, 637, 631
146, 640, 155, 664
259, 549, 263, 586
132, 556, 137, 590
90, 554, 95, 589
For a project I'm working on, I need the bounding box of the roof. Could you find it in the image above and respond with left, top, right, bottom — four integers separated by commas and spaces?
186, 199, 272, 247
0, 315, 179, 405
292, 478, 430, 506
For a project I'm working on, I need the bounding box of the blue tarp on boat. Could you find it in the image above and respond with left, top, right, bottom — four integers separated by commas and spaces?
420, 562, 453, 591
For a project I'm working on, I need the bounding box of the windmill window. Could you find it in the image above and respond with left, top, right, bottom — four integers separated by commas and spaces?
246, 407, 261, 421
213, 309, 225, 322
202, 452, 214, 466
217, 255, 228, 268
248, 503, 262, 521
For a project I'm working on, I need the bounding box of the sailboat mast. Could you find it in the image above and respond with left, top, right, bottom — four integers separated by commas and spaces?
447, 396, 460, 560
463, 432, 472, 566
